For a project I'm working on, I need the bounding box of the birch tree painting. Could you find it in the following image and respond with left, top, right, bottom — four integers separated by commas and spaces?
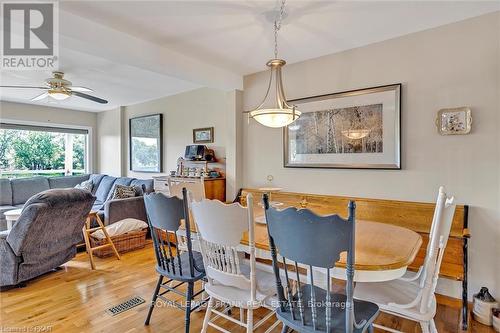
291, 104, 383, 154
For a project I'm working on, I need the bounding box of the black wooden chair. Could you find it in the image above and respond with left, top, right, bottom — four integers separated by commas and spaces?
144, 188, 207, 333
263, 194, 379, 333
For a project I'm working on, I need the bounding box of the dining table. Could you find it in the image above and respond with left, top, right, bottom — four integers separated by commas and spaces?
239, 207, 423, 284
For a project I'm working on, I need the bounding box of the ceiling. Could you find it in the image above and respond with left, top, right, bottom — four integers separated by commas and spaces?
1, 0, 499, 112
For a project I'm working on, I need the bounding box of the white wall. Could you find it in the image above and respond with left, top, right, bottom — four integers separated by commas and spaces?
243, 12, 500, 299
224, 90, 244, 199
0, 101, 98, 171
96, 107, 122, 176
97, 88, 242, 198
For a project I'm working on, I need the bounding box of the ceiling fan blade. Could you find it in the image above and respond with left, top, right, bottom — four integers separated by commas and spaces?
72, 91, 108, 104
31, 92, 49, 101
0, 85, 48, 89
70, 86, 94, 93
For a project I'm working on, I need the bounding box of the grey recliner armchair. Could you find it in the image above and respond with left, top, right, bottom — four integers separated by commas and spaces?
0, 188, 95, 287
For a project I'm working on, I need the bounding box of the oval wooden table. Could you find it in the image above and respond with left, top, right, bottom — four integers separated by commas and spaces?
240, 215, 422, 283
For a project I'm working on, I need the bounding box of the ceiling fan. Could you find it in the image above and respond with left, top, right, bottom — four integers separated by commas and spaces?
0, 71, 108, 104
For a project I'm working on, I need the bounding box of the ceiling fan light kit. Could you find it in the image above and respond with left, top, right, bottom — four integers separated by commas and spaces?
48, 89, 71, 101
246, 0, 300, 128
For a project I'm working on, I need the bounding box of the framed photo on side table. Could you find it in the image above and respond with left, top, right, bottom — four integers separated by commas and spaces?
284, 84, 401, 169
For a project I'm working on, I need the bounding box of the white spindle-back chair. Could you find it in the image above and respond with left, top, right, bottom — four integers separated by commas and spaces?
354, 186, 456, 333
192, 194, 279, 333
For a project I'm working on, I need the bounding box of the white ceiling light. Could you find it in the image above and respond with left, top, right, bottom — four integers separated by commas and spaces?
246, 0, 300, 128
48, 89, 71, 100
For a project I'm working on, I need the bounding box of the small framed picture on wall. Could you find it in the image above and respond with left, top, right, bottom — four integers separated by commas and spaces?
193, 127, 214, 143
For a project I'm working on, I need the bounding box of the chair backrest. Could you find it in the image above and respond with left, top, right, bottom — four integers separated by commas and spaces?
168, 177, 206, 202
263, 194, 357, 332
419, 186, 456, 313
144, 189, 197, 278
191, 194, 257, 298
7, 188, 95, 258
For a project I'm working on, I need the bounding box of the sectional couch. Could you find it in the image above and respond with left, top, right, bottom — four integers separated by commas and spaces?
0, 174, 153, 231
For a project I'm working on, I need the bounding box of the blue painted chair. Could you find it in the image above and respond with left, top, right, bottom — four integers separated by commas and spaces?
144, 188, 207, 333
263, 194, 379, 333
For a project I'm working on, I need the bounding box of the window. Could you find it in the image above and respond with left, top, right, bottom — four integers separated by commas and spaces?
0, 123, 90, 178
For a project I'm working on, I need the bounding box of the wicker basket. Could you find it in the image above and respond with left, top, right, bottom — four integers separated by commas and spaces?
90, 228, 148, 258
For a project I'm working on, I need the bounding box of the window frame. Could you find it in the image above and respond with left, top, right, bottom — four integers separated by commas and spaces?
0, 118, 93, 175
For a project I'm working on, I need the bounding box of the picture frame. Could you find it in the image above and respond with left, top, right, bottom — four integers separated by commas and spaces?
284, 84, 401, 169
193, 127, 214, 143
436, 107, 472, 135
129, 114, 163, 173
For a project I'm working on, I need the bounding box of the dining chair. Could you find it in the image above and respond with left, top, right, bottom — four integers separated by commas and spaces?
143, 189, 207, 333
263, 194, 379, 333
353, 186, 456, 333
192, 194, 280, 333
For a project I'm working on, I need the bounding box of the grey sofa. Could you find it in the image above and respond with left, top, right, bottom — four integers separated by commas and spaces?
0, 188, 95, 287
0, 174, 154, 231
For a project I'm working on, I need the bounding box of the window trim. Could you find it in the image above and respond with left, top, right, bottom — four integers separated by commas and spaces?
0, 118, 94, 174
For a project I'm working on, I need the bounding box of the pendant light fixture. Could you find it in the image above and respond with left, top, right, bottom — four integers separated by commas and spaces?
246, 0, 300, 128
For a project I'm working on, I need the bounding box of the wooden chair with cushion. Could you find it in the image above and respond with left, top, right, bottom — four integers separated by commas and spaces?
192, 194, 280, 333
263, 194, 379, 333
354, 186, 456, 333
143, 189, 207, 333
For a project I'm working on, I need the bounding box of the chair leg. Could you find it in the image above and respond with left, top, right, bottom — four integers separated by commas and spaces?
240, 307, 245, 324
280, 324, 289, 333
201, 297, 214, 333
367, 324, 374, 333
419, 321, 430, 333
145, 275, 163, 325
246, 309, 253, 333
185, 282, 194, 333
429, 319, 437, 333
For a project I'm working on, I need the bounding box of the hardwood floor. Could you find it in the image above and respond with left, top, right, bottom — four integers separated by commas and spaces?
0, 244, 494, 333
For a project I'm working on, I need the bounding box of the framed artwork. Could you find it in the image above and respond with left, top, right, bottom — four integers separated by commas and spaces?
284, 84, 401, 169
436, 107, 472, 135
129, 114, 163, 172
193, 127, 214, 143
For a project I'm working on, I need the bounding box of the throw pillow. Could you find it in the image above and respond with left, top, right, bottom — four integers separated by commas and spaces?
133, 184, 147, 196
75, 180, 93, 192
112, 184, 136, 199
